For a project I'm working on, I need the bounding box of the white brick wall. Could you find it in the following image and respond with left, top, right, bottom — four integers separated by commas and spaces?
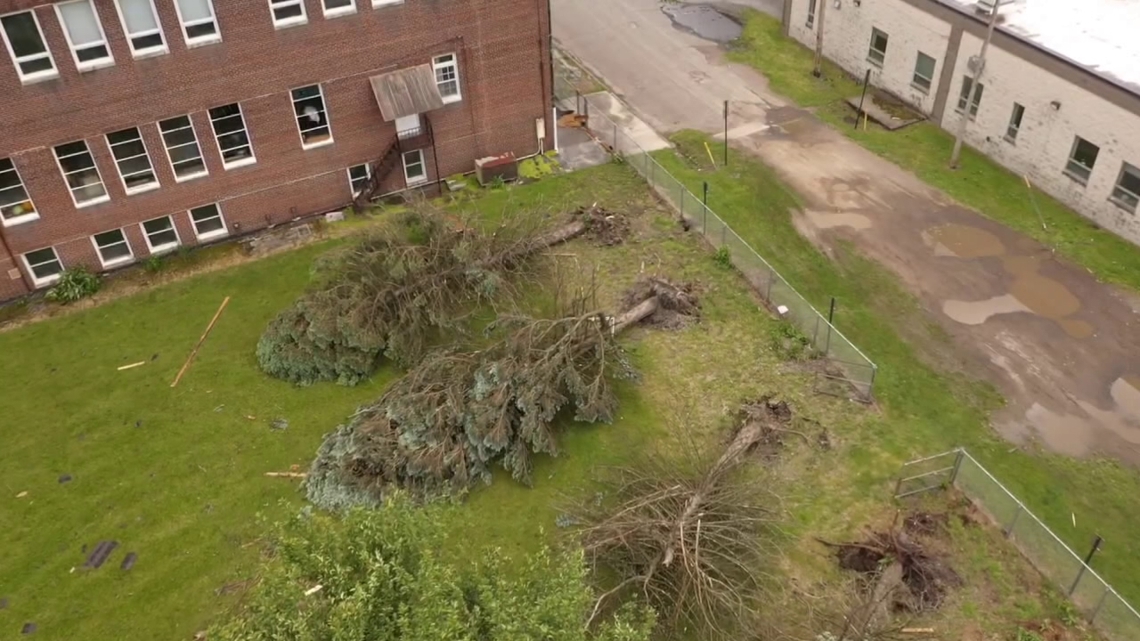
785, 0, 1140, 245
946, 32, 1140, 243
787, 0, 952, 114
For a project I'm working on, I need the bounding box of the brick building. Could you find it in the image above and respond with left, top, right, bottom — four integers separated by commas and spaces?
0, 0, 554, 300
784, 0, 1140, 245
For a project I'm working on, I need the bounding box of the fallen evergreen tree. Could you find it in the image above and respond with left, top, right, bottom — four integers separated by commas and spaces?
305, 277, 699, 510
256, 206, 587, 386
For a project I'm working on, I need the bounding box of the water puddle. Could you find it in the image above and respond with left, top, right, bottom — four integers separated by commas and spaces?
662, 4, 742, 42
943, 294, 1028, 325
927, 224, 1005, 259
804, 209, 873, 231
1022, 377, 1140, 456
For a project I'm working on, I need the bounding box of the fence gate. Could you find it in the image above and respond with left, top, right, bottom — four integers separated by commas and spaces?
893, 449, 962, 499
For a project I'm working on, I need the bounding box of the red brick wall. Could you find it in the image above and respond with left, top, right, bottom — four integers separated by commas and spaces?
0, 0, 553, 300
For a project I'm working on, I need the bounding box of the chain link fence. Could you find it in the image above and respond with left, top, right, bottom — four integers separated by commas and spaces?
895, 449, 1140, 641
553, 66, 877, 399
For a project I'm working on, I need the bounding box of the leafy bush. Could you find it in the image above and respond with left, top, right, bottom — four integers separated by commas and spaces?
713, 246, 732, 269
768, 320, 815, 361
144, 255, 164, 273
45, 267, 100, 304
209, 496, 655, 641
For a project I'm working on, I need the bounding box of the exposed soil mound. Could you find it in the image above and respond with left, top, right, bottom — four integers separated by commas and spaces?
732, 395, 794, 458
826, 528, 962, 612
620, 277, 700, 330
904, 511, 949, 538
577, 205, 631, 246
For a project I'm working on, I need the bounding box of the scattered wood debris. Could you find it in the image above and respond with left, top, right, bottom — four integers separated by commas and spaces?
171, 296, 231, 388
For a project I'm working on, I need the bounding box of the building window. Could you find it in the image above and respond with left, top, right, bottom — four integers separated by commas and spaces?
395, 113, 421, 138
806, 0, 816, 28
1064, 137, 1099, 185
433, 53, 461, 103
0, 11, 58, 82
912, 52, 935, 92
54, 140, 109, 208
402, 149, 426, 185
209, 103, 256, 169
867, 28, 888, 67
322, 0, 356, 17
956, 76, 983, 118
158, 115, 208, 181
173, 0, 219, 45
189, 203, 227, 240
1110, 163, 1140, 213
0, 158, 38, 226
268, 0, 306, 27
348, 164, 371, 196
372, 0, 405, 7
291, 85, 332, 148
113, 0, 167, 57
55, 0, 114, 71
107, 127, 159, 194
22, 247, 64, 287
1005, 103, 1024, 143
140, 216, 180, 253
91, 229, 134, 267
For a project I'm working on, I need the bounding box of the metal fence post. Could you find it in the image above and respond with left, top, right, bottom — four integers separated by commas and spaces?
765, 267, 774, 302
613, 122, 618, 151
949, 449, 966, 485
812, 314, 821, 345
1004, 504, 1025, 538
679, 185, 684, 218
1091, 586, 1111, 622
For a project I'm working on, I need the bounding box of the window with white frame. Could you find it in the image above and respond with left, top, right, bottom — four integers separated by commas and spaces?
107, 127, 159, 194
372, 0, 405, 7
114, 0, 166, 57
867, 28, 888, 67
158, 115, 208, 181
0, 11, 58, 82
91, 229, 134, 267
402, 149, 426, 185
323, 0, 356, 17
23, 247, 63, 286
54, 140, 109, 207
1064, 136, 1099, 185
209, 103, 255, 168
0, 157, 38, 226
956, 76, 984, 118
912, 52, 935, 92
173, 0, 219, 45
140, 215, 180, 253
433, 53, 461, 103
1111, 163, 1140, 213
55, 0, 114, 71
348, 164, 370, 196
1005, 102, 1025, 143
806, 0, 816, 28
268, 0, 306, 27
189, 203, 227, 240
291, 85, 332, 148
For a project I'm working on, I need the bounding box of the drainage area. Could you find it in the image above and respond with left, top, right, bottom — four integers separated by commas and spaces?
661, 4, 743, 43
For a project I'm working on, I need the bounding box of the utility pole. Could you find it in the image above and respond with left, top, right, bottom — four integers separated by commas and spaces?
949, 1, 1002, 167
812, 0, 827, 77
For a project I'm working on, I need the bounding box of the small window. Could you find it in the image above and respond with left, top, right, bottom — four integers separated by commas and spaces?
107, 127, 159, 194
189, 203, 227, 240
867, 28, 888, 66
208, 103, 256, 168
114, 0, 167, 57
433, 53, 461, 103
1005, 103, 1025, 143
173, 0, 219, 45
323, 0, 356, 17
159, 115, 208, 181
291, 85, 332, 148
806, 0, 817, 28
0, 157, 38, 226
269, 0, 307, 27
22, 247, 64, 287
55, 0, 114, 71
54, 140, 109, 208
372, 0, 405, 6
348, 163, 371, 196
402, 149, 426, 185
91, 229, 134, 267
1064, 137, 1099, 185
1110, 163, 1140, 212
0, 11, 58, 82
912, 52, 936, 92
395, 113, 421, 139
140, 215, 180, 253
956, 76, 984, 118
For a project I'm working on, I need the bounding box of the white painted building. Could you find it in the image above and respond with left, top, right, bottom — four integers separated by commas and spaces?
783, 0, 1140, 245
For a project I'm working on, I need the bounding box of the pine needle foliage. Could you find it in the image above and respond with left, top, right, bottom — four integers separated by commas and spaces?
305, 294, 637, 510
256, 205, 571, 386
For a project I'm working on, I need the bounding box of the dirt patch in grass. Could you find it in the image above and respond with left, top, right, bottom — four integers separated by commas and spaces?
620, 276, 700, 330
732, 395, 795, 459
579, 205, 632, 246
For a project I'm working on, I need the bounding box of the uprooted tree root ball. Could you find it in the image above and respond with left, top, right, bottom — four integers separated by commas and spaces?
256, 205, 588, 386
578, 205, 632, 246
620, 277, 700, 330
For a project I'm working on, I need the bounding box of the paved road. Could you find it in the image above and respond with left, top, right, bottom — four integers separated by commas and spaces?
552, 0, 1140, 463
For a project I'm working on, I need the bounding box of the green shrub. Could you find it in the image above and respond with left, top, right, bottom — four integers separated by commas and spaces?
768, 319, 815, 361
45, 267, 100, 304
144, 255, 164, 273
713, 246, 732, 269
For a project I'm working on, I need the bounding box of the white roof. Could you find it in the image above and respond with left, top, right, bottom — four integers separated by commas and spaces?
943, 0, 1140, 95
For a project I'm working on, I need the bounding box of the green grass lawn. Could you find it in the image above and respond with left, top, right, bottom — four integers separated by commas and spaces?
0, 164, 832, 640
650, 131, 1140, 616
727, 10, 1140, 292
